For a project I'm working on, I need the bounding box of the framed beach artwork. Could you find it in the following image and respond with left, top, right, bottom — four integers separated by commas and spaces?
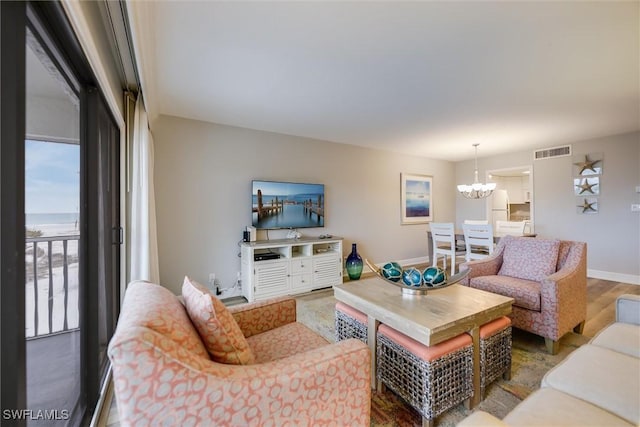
401, 173, 433, 224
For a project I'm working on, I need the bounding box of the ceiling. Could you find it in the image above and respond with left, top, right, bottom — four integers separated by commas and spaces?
26, 38, 72, 102
132, 1, 639, 162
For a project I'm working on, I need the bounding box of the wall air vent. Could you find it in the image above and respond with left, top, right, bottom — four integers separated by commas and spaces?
533, 145, 572, 160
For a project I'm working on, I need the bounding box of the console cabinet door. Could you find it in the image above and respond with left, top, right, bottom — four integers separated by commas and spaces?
253, 261, 289, 300
290, 258, 313, 294
312, 255, 342, 288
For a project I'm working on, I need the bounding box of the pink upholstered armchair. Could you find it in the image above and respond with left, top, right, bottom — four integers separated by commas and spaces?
108, 281, 371, 426
460, 235, 587, 354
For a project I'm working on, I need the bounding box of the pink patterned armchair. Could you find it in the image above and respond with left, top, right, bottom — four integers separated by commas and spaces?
460, 235, 587, 354
108, 280, 371, 426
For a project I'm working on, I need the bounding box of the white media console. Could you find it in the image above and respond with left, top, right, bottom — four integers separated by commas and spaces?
240, 237, 343, 302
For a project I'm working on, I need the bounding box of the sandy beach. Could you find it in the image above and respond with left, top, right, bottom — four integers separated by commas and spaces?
27, 221, 80, 237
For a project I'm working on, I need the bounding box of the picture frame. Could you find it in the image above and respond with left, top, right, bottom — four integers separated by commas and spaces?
401, 173, 433, 224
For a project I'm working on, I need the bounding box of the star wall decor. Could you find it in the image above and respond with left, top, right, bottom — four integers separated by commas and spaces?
573, 153, 602, 215
574, 177, 599, 195
573, 154, 603, 176
577, 198, 598, 214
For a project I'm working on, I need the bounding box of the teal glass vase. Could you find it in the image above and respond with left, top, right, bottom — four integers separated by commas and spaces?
346, 243, 363, 280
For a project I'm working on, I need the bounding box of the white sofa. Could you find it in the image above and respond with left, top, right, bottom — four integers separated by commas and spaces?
458, 294, 640, 427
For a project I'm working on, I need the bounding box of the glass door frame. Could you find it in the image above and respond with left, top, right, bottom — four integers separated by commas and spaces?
1, 2, 121, 425
1, 1, 28, 419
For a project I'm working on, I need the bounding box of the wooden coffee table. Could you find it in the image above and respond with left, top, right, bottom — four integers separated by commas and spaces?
333, 277, 513, 408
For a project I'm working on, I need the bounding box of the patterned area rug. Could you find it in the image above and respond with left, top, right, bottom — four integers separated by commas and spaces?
295, 288, 590, 426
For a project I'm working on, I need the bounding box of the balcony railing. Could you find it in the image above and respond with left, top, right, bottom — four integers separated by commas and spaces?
26, 234, 80, 339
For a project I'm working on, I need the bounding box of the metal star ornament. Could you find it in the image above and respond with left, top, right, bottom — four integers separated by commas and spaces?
574, 155, 601, 175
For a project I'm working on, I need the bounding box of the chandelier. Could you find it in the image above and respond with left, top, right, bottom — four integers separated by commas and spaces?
457, 144, 496, 199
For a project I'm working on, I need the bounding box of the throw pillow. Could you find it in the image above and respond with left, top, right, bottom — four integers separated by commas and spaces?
498, 237, 561, 282
182, 276, 255, 365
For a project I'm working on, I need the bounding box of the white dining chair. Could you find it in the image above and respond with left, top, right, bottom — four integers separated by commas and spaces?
429, 222, 461, 276
464, 219, 489, 225
456, 220, 488, 250
495, 220, 526, 236
462, 223, 494, 261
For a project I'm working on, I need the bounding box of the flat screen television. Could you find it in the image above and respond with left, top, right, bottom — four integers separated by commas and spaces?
252, 180, 325, 229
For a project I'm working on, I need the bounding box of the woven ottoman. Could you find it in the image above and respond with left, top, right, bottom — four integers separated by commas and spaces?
335, 301, 368, 343
480, 316, 512, 398
376, 324, 473, 427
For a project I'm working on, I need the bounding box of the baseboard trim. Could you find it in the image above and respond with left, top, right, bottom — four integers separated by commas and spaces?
588, 269, 640, 286
361, 256, 430, 274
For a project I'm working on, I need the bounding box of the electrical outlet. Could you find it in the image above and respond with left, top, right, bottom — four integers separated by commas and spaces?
631, 204, 640, 212
636, 186, 640, 193
208, 273, 216, 286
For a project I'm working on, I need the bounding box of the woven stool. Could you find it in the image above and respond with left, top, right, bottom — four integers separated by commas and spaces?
480, 316, 512, 398
334, 302, 368, 343
376, 324, 473, 427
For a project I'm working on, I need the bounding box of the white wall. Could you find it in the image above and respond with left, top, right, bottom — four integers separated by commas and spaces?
153, 115, 456, 294
456, 131, 640, 284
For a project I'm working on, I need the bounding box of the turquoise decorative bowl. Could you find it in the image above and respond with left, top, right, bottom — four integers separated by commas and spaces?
365, 258, 468, 296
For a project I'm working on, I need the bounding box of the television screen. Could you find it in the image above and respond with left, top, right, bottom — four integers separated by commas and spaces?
252, 180, 325, 229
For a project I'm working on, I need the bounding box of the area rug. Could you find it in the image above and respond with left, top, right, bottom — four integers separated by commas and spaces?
295, 288, 590, 426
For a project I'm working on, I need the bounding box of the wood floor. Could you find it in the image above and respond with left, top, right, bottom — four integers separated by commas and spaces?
582, 278, 640, 337
101, 278, 639, 426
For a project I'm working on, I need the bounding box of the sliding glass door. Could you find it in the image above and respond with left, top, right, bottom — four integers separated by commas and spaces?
83, 86, 121, 407
2, 2, 121, 425
25, 28, 82, 424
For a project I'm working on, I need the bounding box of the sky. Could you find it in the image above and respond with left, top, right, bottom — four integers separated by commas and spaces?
25, 139, 79, 214
252, 180, 324, 197
406, 179, 430, 195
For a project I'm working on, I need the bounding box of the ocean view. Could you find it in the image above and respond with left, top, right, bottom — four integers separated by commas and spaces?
405, 196, 430, 217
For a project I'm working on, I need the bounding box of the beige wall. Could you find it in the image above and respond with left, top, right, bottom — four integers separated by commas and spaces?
456, 131, 640, 283
154, 115, 638, 290
154, 115, 456, 294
